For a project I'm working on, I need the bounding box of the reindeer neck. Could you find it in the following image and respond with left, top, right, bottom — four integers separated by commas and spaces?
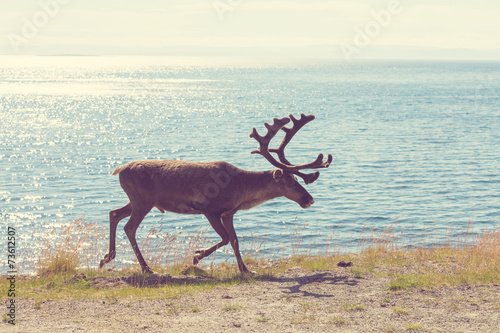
235, 170, 280, 210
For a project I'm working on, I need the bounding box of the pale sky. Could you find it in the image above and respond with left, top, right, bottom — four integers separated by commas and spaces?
1, 0, 499, 59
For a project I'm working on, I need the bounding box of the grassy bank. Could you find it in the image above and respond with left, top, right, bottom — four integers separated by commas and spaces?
2, 219, 499, 303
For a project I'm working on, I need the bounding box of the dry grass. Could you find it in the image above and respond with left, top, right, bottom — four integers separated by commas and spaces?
15, 218, 213, 276
360, 224, 500, 288
2, 217, 499, 301
138, 223, 212, 271
33, 218, 107, 276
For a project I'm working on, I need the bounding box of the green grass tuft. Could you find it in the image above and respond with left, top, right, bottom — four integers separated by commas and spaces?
221, 303, 242, 311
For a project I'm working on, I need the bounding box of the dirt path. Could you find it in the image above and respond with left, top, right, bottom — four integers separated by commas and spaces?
5, 267, 500, 332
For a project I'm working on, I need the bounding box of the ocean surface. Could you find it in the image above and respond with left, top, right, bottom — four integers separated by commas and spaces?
1, 56, 499, 271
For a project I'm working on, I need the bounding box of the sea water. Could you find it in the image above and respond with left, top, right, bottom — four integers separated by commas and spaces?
1, 56, 499, 270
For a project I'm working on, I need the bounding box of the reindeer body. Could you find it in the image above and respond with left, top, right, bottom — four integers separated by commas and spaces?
114, 160, 313, 216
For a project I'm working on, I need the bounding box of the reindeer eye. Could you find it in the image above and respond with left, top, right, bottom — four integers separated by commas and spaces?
286, 177, 296, 186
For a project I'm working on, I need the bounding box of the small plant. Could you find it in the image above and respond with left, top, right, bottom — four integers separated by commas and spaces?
256, 317, 268, 322
164, 302, 182, 315
300, 301, 317, 312
290, 314, 315, 324
325, 306, 336, 313
190, 306, 200, 312
387, 275, 427, 291
351, 267, 364, 278
393, 307, 411, 315
167, 305, 182, 315
448, 302, 461, 311
340, 303, 365, 312
221, 303, 242, 311
406, 323, 423, 330
34, 299, 42, 309
105, 296, 119, 305
329, 315, 349, 326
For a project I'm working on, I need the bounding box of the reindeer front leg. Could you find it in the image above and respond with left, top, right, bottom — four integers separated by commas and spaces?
221, 213, 255, 274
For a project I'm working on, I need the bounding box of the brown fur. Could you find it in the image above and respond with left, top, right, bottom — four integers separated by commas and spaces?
99, 159, 314, 274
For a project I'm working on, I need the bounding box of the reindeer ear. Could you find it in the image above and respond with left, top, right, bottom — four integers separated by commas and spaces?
273, 169, 283, 181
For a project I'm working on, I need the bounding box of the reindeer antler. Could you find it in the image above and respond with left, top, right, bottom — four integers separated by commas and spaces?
250, 114, 332, 184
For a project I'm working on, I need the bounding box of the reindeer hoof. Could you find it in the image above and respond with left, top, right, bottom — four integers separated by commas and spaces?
193, 250, 203, 265
242, 269, 256, 276
142, 267, 156, 275
99, 252, 115, 268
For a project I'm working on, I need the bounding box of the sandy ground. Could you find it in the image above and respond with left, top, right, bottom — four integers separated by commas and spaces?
4, 267, 500, 333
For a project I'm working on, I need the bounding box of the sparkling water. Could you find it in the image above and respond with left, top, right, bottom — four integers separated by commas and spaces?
1, 56, 499, 270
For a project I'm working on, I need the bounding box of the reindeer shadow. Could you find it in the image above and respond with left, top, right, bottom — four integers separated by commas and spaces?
59, 272, 216, 289
62, 268, 360, 294
62, 270, 256, 289
120, 270, 360, 296
264, 272, 361, 298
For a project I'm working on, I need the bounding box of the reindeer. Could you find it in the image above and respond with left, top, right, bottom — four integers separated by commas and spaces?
99, 114, 332, 274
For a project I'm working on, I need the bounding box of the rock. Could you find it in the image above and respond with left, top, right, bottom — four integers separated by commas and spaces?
64, 273, 88, 284
337, 261, 353, 267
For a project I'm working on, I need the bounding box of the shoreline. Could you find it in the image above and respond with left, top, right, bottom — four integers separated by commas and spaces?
4, 265, 500, 332
3, 224, 498, 331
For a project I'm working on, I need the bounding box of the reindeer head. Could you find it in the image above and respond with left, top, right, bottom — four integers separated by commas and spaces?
250, 114, 332, 208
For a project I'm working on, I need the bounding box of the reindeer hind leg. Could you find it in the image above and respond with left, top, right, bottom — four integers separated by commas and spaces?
193, 214, 229, 265
100, 202, 132, 269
